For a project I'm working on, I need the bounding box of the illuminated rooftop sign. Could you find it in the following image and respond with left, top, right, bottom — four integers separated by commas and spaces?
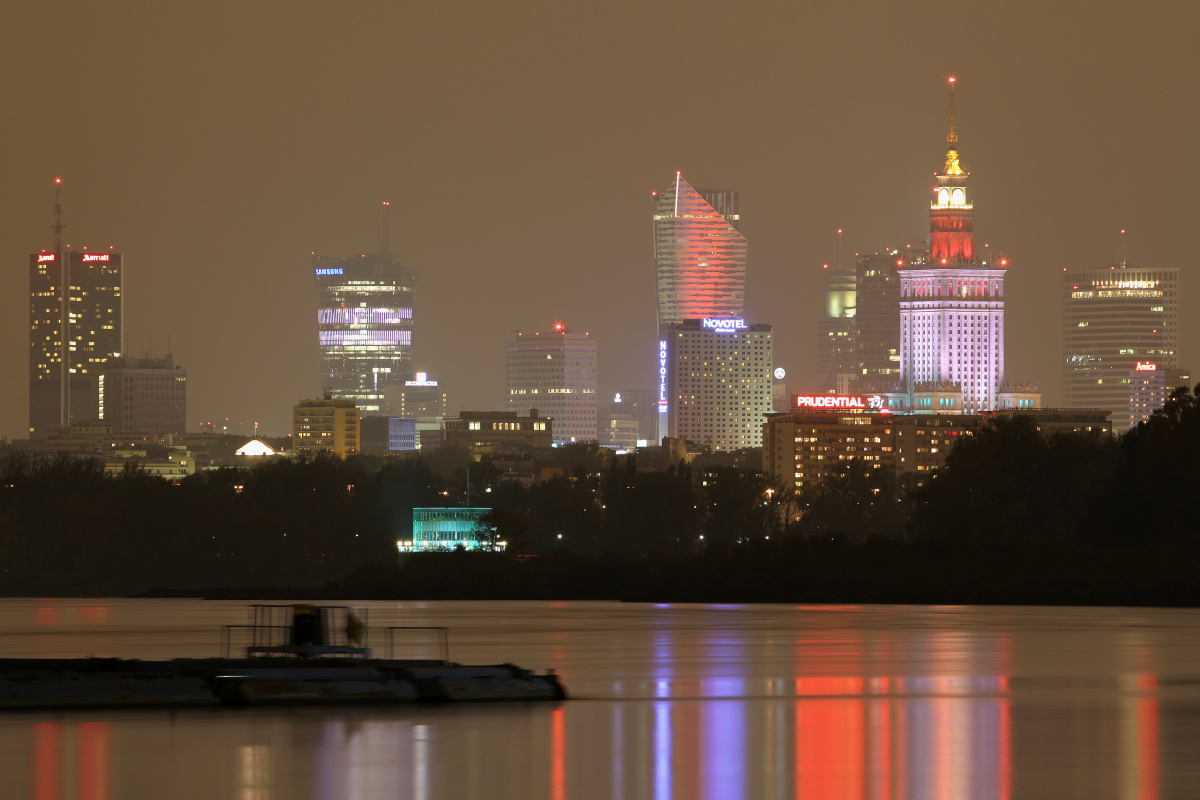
315, 267, 344, 275
794, 394, 887, 410
1136, 362, 1158, 371
81, 254, 110, 262
702, 318, 747, 332
37, 254, 55, 262
405, 371, 439, 387
657, 340, 668, 412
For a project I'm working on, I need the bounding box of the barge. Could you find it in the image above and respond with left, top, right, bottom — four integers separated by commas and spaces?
0, 605, 565, 710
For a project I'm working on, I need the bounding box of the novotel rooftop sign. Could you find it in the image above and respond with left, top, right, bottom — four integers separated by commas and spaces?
1135, 362, 1158, 371
701, 318, 747, 332
794, 394, 887, 411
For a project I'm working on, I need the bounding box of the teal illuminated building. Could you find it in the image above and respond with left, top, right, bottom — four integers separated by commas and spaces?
397, 508, 502, 552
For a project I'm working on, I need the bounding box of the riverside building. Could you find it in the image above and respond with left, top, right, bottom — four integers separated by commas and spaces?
505, 324, 597, 444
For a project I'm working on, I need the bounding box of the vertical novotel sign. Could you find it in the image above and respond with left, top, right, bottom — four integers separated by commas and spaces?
658, 340, 668, 413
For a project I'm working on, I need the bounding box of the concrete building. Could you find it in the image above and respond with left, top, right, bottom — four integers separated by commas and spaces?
292, 399, 360, 457
442, 410, 552, 458
505, 325, 596, 444
855, 248, 909, 388
98, 355, 186, 438
661, 318, 773, 451
29, 241, 123, 437
764, 400, 1111, 489
604, 390, 657, 447
360, 416, 417, 453
1064, 264, 1179, 432
384, 371, 447, 448
1128, 364, 1191, 430
815, 257, 856, 393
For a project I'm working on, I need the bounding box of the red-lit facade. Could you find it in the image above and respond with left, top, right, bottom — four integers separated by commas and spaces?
653, 174, 746, 326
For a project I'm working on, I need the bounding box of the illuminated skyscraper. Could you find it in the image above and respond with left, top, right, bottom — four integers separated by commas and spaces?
29, 184, 124, 436
653, 174, 746, 327
505, 324, 597, 444
312, 243, 415, 414
815, 254, 855, 392
1064, 263, 1178, 431
899, 78, 1007, 413
660, 318, 773, 451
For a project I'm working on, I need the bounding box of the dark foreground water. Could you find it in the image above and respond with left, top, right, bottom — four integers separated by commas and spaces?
0, 599, 1198, 799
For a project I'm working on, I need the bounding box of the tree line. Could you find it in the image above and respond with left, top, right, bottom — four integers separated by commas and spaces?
3, 385, 1200, 601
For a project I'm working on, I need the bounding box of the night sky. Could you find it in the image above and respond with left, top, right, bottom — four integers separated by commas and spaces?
3, 1, 1197, 439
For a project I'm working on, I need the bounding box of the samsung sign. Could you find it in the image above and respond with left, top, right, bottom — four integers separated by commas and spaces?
315, 267, 344, 275
702, 318, 747, 332
794, 394, 887, 410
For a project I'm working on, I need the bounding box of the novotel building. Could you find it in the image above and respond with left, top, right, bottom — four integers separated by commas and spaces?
312, 250, 416, 414
659, 318, 773, 451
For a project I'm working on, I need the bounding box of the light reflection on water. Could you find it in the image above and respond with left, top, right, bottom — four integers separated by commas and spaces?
0, 599, 1196, 799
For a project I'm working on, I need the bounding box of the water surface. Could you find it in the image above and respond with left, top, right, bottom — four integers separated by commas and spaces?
1, 599, 1197, 799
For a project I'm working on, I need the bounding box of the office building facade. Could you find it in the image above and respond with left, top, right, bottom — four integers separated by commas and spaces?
661, 318, 773, 451
505, 325, 597, 444
816, 260, 856, 393
1128, 364, 1190, 431
1063, 265, 1179, 432
29, 250, 122, 436
313, 251, 415, 414
855, 249, 910, 388
384, 371, 447, 448
98, 355, 186, 437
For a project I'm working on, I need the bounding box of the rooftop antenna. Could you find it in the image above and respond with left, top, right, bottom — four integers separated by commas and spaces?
946, 76, 959, 147
1120, 228, 1128, 268
381, 201, 390, 255
836, 228, 843, 271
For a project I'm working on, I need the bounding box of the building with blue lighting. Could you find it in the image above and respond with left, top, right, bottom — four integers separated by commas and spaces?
397, 508, 501, 552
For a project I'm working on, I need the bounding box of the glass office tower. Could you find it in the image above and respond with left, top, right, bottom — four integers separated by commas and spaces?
313, 252, 415, 414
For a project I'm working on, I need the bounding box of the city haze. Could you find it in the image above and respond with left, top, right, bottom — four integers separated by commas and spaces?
2, 0, 1196, 438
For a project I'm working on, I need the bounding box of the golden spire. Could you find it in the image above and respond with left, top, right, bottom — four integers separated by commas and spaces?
943, 75, 965, 176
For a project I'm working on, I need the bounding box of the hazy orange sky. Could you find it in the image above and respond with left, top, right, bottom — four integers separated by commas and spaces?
3, 0, 1197, 438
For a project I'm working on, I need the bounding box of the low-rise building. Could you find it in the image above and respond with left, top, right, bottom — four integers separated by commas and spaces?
396, 507, 502, 552
293, 399, 359, 457
442, 410, 552, 459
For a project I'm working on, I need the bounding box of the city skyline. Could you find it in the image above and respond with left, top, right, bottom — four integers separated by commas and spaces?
1, 2, 1196, 439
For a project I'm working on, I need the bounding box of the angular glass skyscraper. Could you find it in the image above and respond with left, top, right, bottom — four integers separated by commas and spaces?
312, 251, 415, 414
652, 173, 747, 326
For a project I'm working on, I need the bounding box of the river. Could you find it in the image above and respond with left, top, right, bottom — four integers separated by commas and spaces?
0, 599, 1197, 799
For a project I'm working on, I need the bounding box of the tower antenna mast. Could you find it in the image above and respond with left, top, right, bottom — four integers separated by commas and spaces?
947, 76, 958, 146
53, 178, 69, 426
381, 201, 390, 256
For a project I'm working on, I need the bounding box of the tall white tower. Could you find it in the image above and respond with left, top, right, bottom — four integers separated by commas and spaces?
899, 77, 1007, 413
